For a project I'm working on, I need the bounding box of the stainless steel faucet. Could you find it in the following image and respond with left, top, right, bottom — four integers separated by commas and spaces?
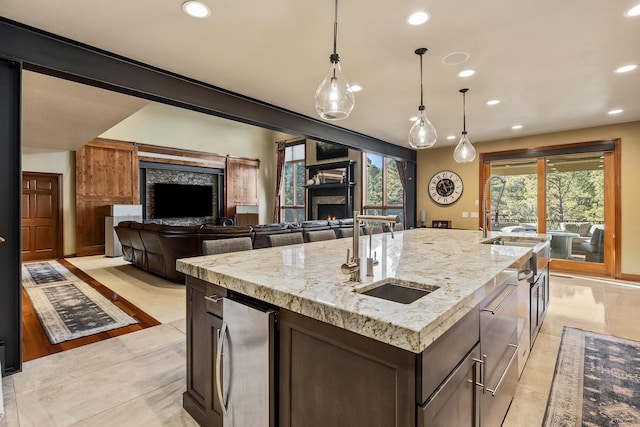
341, 211, 400, 282
482, 175, 506, 237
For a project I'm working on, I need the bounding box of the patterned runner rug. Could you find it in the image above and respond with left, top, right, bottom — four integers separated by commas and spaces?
543, 327, 640, 426
22, 260, 138, 344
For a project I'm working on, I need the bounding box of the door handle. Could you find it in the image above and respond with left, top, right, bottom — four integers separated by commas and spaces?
215, 321, 229, 416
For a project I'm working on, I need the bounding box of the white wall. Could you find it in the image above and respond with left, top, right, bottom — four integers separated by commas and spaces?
22, 146, 76, 255
100, 103, 279, 223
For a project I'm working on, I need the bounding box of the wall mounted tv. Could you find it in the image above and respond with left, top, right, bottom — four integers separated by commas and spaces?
153, 183, 214, 218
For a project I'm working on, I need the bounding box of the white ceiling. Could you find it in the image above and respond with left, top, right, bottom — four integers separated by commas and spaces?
4, 0, 640, 150
22, 72, 149, 150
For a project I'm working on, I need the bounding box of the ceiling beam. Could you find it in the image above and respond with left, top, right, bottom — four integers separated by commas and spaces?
0, 18, 415, 161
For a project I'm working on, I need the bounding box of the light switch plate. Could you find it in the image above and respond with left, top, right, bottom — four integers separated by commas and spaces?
470, 212, 479, 218
462, 212, 469, 217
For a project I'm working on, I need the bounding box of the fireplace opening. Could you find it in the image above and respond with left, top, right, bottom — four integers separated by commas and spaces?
318, 204, 345, 220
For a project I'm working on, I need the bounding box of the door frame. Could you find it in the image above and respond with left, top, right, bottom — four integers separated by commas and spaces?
22, 171, 64, 260
480, 139, 621, 279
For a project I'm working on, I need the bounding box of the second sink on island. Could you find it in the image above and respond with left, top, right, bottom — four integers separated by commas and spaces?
355, 278, 440, 304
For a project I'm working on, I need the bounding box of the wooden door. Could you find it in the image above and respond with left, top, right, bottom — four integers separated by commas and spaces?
22, 172, 63, 261
225, 157, 259, 218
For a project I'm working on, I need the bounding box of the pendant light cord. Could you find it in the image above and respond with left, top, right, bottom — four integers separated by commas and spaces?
333, 0, 338, 56
459, 88, 469, 134
419, 53, 424, 107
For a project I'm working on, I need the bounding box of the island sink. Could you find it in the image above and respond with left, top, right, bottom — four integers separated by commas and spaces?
482, 235, 541, 247
357, 279, 439, 304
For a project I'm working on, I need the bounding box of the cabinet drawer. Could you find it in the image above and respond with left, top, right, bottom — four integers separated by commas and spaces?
418, 344, 480, 427
480, 283, 518, 374
204, 283, 227, 317
417, 306, 479, 404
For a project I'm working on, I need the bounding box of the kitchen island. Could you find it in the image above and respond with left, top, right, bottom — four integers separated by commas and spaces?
177, 228, 548, 427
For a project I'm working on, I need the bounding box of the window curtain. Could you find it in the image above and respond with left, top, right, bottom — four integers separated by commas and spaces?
273, 140, 287, 223
395, 160, 408, 224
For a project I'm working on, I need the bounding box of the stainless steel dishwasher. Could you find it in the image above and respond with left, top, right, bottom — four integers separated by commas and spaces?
216, 296, 277, 427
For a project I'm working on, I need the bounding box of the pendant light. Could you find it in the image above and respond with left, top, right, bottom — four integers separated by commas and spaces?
408, 48, 437, 149
315, 0, 354, 121
453, 88, 477, 163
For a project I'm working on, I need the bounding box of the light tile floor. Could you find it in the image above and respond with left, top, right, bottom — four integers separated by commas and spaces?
503, 273, 640, 426
2, 258, 639, 426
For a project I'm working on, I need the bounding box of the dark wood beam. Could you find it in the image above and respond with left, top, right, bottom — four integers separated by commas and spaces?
0, 18, 415, 161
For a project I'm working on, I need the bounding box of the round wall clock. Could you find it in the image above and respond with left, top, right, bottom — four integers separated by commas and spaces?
428, 170, 464, 205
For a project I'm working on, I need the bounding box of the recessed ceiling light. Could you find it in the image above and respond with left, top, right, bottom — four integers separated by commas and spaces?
608, 109, 623, 115
349, 84, 362, 93
624, 4, 640, 17
442, 52, 470, 65
486, 99, 501, 106
182, 1, 211, 18
615, 64, 638, 73
447, 135, 456, 140
512, 125, 523, 130
406, 11, 430, 26
458, 69, 475, 78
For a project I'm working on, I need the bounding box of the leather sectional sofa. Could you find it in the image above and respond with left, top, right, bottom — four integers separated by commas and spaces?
114, 219, 361, 283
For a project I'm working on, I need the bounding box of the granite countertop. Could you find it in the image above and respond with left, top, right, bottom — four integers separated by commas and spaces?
177, 228, 547, 354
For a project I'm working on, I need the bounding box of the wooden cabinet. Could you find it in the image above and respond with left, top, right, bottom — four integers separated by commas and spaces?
184, 275, 520, 427
76, 139, 139, 256
184, 276, 226, 427
278, 309, 415, 427
225, 157, 259, 218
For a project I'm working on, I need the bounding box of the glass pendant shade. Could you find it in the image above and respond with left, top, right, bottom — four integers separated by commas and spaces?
315, 59, 354, 121
453, 132, 476, 163
453, 88, 476, 163
408, 48, 437, 149
408, 107, 437, 149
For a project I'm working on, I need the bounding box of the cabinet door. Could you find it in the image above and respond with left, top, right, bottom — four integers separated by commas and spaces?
418, 344, 481, 427
279, 309, 415, 427
186, 279, 209, 408
225, 157, 259, 218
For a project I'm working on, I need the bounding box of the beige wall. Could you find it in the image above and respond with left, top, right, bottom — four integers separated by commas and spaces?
416, 120, 640, 276
22, 146, 76, 256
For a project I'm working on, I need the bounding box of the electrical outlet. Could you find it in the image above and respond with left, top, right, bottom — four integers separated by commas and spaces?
475, 199, 479, 206
462, 212, 469, 217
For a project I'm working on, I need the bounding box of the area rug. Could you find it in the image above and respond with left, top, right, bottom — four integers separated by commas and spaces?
543, 327, 640, 426
22, 260, 138, 344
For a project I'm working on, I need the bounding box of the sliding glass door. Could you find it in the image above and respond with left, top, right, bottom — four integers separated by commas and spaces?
482, 140, 618, 277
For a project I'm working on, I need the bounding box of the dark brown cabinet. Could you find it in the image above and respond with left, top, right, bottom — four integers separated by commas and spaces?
184, 274, 521, 427
278, 309, 415, 427
183, 276, 226, 427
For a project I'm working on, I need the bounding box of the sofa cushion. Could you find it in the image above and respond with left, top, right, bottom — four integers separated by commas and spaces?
578, 223, 592, 237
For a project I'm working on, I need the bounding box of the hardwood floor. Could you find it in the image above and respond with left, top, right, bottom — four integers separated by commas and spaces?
22, 258, 161, 361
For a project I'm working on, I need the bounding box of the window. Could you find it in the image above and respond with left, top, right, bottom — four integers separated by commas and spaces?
483, 140, 617, 277
362, 153, 404, 223
281, 144, 305, 223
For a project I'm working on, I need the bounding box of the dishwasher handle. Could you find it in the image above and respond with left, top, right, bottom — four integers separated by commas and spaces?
215, 321, 230, 416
